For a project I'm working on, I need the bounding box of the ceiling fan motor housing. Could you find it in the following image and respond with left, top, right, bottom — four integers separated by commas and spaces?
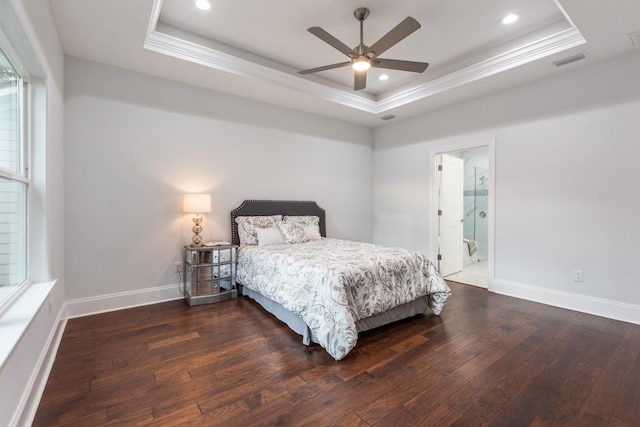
354, 8, 370, 21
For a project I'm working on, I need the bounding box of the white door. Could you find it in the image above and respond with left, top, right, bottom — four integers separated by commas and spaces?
438, 154, 464, 276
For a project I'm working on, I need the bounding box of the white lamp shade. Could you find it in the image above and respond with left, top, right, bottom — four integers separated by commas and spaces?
183, 194, 211, 213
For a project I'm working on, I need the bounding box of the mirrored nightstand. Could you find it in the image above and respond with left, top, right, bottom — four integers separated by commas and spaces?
183, 244, 238, 306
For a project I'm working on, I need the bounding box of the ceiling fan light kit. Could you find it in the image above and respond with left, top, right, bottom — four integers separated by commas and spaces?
299, 8, 429, 91
352, 59, 371, 71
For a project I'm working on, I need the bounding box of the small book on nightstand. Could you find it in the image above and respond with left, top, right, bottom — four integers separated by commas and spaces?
203, 241, 230, 247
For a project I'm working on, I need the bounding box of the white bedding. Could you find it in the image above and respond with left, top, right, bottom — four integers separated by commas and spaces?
236, 238, 451, 360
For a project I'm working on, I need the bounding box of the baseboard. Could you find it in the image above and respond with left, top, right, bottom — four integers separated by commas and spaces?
15, 315, 67, 427
493, 279, 640, 325
64, 283, 184, 319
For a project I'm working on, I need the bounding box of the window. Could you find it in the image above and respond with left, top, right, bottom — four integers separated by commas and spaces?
0, 47, 28, 307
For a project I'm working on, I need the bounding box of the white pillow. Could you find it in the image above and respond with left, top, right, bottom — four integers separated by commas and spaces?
235, 215, 282, 246
256, 226, 286, 246
304, 224, 322, 241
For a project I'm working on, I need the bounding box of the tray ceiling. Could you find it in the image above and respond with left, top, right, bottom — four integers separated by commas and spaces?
49, 0, 640, 126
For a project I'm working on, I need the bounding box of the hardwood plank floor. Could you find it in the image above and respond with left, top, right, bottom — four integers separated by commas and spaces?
33, 282, 640, 426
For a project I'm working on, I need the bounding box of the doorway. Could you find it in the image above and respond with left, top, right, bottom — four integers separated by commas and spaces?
436, 145, 492, 289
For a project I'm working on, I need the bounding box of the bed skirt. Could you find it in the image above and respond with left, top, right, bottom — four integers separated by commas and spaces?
241, 286, 431, 346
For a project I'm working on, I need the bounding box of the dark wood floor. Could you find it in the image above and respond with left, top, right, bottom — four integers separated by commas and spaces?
34, 282, 640, 426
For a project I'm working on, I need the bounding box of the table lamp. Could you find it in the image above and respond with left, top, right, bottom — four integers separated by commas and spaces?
183, 194, 211, 246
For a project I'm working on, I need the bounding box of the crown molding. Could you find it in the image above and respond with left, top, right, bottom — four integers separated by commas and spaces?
144, 0, 586, 115
144, 29, 379, 113
377, 27, 586, 111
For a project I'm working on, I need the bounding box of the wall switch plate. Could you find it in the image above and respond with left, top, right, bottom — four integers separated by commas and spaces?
574, 269, 583, 282
174, 262, 182, 273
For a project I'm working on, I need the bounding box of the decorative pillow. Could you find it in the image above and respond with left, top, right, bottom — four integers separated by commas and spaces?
235, 215, 282, 246
279, 216, 320, 244
256, 226, 286, 246
304, 224, 322, 241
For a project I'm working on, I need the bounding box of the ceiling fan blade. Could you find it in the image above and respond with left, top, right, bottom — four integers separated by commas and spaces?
354, 71, 366, 91
372, 58, 429, 73
307, 27, 354, 57
369, 17, 421, 58
298, 61, 351, 75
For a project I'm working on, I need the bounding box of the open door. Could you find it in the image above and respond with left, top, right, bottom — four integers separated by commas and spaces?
438, 154, 464, 276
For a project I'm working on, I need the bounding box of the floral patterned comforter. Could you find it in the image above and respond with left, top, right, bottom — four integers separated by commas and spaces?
236, 238, 451, 360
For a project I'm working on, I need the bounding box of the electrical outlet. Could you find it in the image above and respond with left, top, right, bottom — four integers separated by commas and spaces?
574, 269, 583, 282
174, 262, 182, 273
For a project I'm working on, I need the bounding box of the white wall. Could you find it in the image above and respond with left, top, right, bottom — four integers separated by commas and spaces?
64, 57, 373, 304
373, 52, 640, 321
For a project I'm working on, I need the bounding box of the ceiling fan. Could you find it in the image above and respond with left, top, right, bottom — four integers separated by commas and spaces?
299, 8, 429, 91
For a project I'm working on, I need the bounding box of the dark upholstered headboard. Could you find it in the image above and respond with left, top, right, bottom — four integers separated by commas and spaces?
230, 200, 326, 245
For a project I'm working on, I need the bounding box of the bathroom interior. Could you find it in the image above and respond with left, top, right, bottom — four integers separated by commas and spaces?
443, 146, 489, 288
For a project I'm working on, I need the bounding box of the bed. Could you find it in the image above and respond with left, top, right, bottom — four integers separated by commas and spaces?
231, 200, 451, 360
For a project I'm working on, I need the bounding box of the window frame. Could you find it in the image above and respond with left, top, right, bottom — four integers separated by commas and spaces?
0, 42, 32, 313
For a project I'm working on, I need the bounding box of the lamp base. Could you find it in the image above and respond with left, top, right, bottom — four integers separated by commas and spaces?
192, 214, 203, 246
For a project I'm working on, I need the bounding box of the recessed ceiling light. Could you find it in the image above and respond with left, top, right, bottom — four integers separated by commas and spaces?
195, 0, 211, 10
501, 13, 520, 25
379, 74, 389, 81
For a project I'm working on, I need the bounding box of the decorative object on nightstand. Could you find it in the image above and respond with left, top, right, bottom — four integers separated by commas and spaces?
183, 244, 238, 306
183, 193, 211, 246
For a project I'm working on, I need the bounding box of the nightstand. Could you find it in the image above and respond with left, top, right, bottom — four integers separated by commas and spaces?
183, 244, 238, 306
